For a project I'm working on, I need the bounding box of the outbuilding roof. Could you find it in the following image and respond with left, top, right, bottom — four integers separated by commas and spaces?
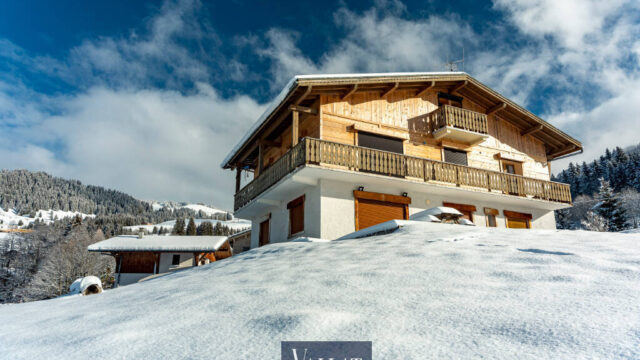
88, 235, 229, 253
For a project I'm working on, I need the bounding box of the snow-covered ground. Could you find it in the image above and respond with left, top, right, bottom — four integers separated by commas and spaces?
0, 222, 639, 359
123, 218, 251, 233
0, 207, 94, 230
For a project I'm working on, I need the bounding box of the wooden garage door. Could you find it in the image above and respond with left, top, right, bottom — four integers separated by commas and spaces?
506, 217, 529, 229
354, 190, 411, 231
504, 210, 532, 229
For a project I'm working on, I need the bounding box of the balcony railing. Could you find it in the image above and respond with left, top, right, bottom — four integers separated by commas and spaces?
234, 138, 572, 211
428, 104, 489, 135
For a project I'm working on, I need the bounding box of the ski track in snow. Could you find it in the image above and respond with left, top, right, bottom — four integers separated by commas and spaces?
0, 222, 639, 359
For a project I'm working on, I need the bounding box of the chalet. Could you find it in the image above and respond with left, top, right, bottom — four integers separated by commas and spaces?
88, 234, 232, 286
221, 72, 582, 247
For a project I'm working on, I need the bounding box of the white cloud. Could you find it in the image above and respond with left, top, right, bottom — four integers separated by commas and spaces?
1, 85, 264, 210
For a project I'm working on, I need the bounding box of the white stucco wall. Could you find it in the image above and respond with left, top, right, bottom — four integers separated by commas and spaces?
117, 273, 150, 286
318, 178, 557, 239
247, 175, 558, 247
158, 252, 195, 273
250, 185, 322, 248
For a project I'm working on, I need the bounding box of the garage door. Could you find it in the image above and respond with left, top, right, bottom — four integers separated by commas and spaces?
354, 190, 411, 231
506, 217, 529, 229
357, 199, 406, 230
504, 210, 532, 229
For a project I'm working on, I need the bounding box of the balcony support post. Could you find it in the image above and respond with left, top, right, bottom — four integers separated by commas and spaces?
235, 165, 241, 193
292, 111, 299, 146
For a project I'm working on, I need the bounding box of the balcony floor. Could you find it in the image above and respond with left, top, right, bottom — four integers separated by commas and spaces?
234, 164, 571, 218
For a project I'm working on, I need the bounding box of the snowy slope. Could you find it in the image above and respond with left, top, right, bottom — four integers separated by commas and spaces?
0, 222, 639, 359
145, 201, 227, 216
122, 218, 250, 233
0, 207, 94, 230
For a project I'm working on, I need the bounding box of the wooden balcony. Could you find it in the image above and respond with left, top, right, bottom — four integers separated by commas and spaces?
428, 105, 489, 144
234, 138, 572, 211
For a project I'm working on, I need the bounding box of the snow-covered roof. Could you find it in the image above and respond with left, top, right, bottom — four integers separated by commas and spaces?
88, 235, 228, 252
220, 72, 466, 168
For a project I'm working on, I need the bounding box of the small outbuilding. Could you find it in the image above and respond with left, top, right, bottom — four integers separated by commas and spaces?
228, 229, 251, 254
88, 235, 232, 286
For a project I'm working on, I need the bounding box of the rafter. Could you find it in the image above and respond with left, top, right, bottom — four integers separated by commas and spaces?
521, 124, 544, 137
381, 82, 400, 98
451, 80, 468, 94
341, 84, 358, 101
548, 145, 577, 159
416, 81, 435, 97
486, 102, 506, 116
294, 86, 312, 105
289, 105, 317, 115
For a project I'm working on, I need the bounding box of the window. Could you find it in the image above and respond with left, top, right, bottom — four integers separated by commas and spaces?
484, 208, 499, 227
287, 195, 305, 236
171, 254, 180, 265
501, 159, 523, 175
357, 132, 403, 154
443, 148, 468, 166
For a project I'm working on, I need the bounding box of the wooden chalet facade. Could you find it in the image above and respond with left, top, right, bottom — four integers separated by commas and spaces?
221, 73, 582, 246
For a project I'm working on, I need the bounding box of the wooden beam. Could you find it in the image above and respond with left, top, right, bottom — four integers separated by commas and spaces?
416, 81, 435, 97
292, 111, 299, 146
258, 143, 264, 173
235, 166, 241, 193
486, 102, 506, 116
548, 145, 576, 159
521, 124, 544, 137
381, 82, 399, 98
259, 139, 281, 147
289, 105, 317, 115
294, 86, 312, 105
341, 84, 358, 101
451, 80, 468, 94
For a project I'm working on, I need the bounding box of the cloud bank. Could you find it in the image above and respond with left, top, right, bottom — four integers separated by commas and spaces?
1, 0, 639, 210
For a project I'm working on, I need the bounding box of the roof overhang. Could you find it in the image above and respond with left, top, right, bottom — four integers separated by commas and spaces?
221, 72, 583, 168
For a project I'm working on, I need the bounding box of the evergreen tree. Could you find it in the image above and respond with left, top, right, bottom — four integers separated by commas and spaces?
172, 218, 185, 235
595, 179, 628, 232
152, 226, 158, 234
186, 217, 197, 236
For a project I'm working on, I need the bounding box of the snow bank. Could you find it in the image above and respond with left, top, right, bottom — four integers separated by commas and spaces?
69, 276, 103, 296
88, 235, 228, 252
1, 222, 639, 359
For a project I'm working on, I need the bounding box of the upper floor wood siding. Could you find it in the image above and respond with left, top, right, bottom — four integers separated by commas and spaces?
255, 88, 550, 181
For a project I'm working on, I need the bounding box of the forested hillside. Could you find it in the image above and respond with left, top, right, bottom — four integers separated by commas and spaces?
0, 170, 236, 304
0, 170, 150, 215
553, 144, 640, 230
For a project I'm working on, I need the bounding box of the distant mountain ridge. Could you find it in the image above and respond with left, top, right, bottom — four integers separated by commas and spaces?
0, 170, 226, 219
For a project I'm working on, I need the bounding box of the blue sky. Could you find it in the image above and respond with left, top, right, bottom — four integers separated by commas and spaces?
1, 0, 639, 210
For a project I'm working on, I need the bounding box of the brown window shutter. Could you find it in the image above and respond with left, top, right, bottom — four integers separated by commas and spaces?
288, 196, 305, 236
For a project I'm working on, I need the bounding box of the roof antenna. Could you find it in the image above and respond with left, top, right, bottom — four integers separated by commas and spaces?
444, 46, 464, 72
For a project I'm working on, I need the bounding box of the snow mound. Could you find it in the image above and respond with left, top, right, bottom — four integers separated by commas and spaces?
1, 222, 639, 359
69, 276, 103, 296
